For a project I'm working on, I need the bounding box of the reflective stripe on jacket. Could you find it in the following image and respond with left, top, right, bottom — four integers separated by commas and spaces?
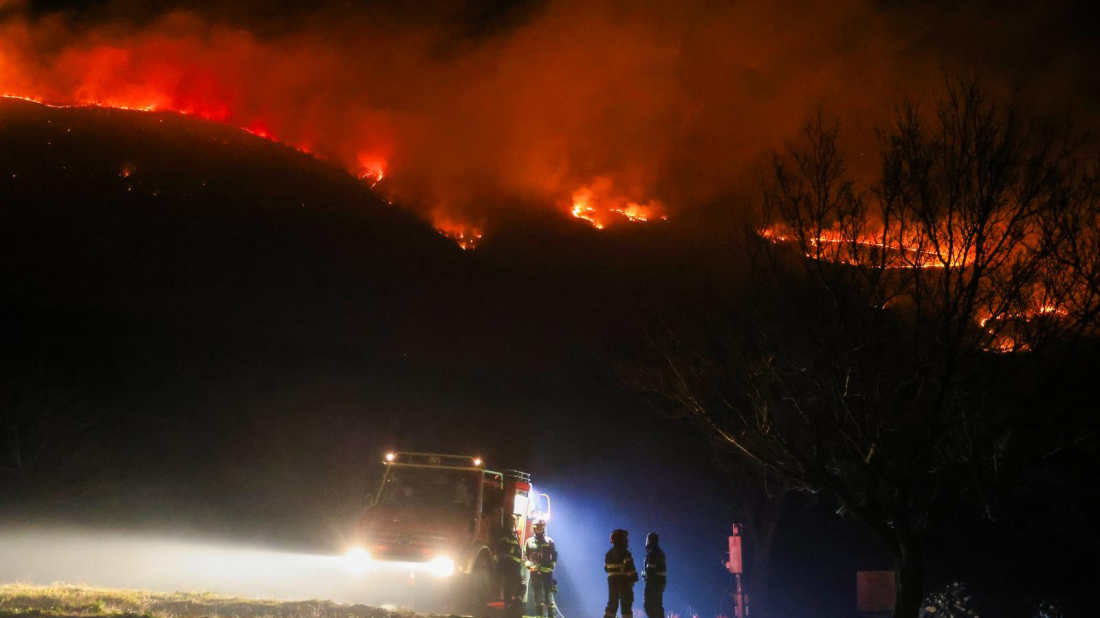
604, 546, 637, 579
644, 546, 666, 580
498, 531, 524, 563
525, 534, 558, 572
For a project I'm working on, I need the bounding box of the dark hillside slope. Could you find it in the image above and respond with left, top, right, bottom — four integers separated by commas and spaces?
0, 98, 476, 348
0, 99, 539, 531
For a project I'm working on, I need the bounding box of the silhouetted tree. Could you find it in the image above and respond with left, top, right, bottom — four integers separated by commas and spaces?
631, 78, 1100, 618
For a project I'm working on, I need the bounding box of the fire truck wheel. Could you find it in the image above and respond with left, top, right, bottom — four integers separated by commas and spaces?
455, 556, 493, 616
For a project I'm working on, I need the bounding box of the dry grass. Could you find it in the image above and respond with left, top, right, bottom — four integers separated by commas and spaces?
0, 584, 421, 618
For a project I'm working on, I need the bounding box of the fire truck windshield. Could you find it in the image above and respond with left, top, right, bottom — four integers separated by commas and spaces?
377, 467, 480, 512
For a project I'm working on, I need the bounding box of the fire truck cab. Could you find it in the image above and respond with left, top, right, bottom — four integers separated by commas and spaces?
351, 452, 550, 613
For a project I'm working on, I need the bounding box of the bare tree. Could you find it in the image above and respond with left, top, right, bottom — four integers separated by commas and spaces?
631, 78, 1099, 618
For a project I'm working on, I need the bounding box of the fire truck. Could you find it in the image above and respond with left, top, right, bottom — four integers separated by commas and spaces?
347, 452, 551, 613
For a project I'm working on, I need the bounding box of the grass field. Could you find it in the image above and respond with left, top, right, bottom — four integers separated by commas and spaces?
0, 584, 420, 618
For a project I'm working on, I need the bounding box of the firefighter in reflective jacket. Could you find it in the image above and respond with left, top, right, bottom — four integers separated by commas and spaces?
604, 529, 638, 618
525, 519, 558, 618
497, 514, 525, 618
643, 532, 666, 618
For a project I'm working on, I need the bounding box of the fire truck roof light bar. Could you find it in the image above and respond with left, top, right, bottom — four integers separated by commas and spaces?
501, 469, 532, 483
384, 451, 492, 470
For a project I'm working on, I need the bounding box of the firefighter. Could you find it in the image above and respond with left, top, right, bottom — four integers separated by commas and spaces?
497, 514, 525, 618
643, 532, 666, 618
524, 518, 558, 618
604, 529, 638, 618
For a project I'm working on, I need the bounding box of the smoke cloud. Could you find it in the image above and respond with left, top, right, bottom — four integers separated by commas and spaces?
0, 0, 1091, 232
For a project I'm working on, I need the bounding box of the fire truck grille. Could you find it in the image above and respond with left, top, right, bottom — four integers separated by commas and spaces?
368, 531, 448, 559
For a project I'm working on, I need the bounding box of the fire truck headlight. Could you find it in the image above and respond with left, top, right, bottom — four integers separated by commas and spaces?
429, 556, 455, 578
344, 547, 372, 571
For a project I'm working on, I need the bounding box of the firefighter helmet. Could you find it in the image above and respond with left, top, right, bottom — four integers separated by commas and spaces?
610, 529, 628, 545
532, 518, 547, 533
646, 532, 659, 548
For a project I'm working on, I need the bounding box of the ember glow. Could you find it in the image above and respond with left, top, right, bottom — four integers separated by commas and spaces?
760, 224, 1079, 353
433, 217, 484, 250
2, 93, 319, 155
569, 178, 667, 230
979, 305, 1069, 329
759, 224, 973, 269
356, 153, 388, 188
979, 304, 1071, 353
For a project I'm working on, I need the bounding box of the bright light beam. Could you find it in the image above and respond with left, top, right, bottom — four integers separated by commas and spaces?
0, 527, 450, 608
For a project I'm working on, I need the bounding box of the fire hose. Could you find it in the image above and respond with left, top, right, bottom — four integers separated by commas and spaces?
518, 574, 566, 618
550, 579, 567, 618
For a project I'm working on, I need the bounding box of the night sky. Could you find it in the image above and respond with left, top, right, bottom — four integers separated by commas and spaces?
2, 1, 1100, 617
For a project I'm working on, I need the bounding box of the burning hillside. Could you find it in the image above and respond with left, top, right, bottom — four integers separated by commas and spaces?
569, 177, 667, 230
754, 82, 1100, 357
433, 218, 484, 250
2, 0, 1095, 249
758, 223, 973, 270
0, 0, 969, 240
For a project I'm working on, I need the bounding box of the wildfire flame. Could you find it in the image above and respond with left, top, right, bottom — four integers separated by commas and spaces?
3, 23, 668, 250
979, 305, 1068, 328
759, 224, 1073, 353
759, 224, 973, 269
2, 92, 386, 188
433, 216, 484, 250
569, 178, 666, 230
4, 93, 663, 250
358, 168, 384, 187
355, 153, 387, 188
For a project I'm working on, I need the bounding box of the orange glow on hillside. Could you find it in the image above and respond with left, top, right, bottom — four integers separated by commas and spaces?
0, 0, 971, 246
760, 224, 1075, 353
3, 91, 384, 184
356, 153, 387, 188
979, 304, 1068, 353
569, 178, 666, 230
243, 121, 271, 139
433, 216, 484, 250
1, 93, 484, 251
979, 305, 1068, 328
759, 224, 974, 269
